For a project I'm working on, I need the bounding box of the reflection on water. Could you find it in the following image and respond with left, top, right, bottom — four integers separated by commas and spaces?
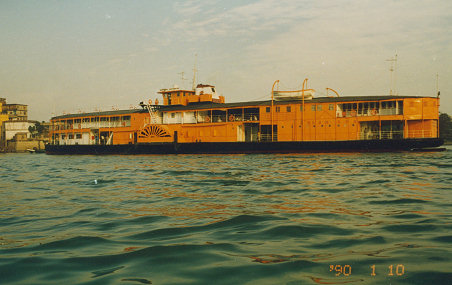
0, 148, 451, 284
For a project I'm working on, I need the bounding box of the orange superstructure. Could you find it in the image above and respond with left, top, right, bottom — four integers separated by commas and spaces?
47, 80, 443, 154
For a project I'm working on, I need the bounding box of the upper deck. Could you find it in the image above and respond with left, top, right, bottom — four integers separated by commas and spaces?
50, 94, 436, 120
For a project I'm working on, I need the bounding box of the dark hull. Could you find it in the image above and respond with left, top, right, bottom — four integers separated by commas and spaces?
45, 138, 444, 155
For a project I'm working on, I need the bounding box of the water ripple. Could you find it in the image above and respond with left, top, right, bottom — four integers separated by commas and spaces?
0, 149, 451, 284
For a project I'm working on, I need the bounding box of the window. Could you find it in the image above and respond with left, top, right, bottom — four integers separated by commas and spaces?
311, 105, 316, 111
329, 104, 334, 111
266, 107, 270, 113
76, 134, 82, 139
317, 105, 322, 111
69, 134, 74, 139
286, 106, 291, 112
171, 113, 175, 118
300, 105, 304, 112
276, 106, 280, 112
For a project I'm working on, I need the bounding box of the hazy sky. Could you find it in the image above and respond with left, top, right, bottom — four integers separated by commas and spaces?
1, 0, 451, 121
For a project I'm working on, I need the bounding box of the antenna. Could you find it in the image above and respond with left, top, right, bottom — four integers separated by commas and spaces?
178, 71, 187, 88
192, 54, 198, 90
436, 73, 440, 98
386, 54, 398, 95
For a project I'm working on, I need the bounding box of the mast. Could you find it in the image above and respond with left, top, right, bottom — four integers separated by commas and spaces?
386, 54, 398, 95
178, 71, 186, 88
436, 73, 440, 97
192, 54, 198, 90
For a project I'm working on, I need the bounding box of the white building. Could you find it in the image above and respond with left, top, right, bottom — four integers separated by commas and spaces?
4, 120, 36, 141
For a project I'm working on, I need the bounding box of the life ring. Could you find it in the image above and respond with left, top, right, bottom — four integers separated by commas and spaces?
205, 116, 210, 123
229, 114, 235, 121
371, 109, 377, 116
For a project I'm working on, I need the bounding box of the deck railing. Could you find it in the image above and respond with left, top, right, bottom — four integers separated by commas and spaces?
407, 130, 436, 138
337, 108, 400, 118
243, 113, 259, 121
359, 131, 404, 140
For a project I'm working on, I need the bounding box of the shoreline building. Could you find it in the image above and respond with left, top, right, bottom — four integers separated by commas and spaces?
0, 98, 48, 152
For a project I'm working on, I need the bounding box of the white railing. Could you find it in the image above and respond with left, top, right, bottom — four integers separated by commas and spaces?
337, 108, 401, 118
407, 130, 435, 138
57, 120, 131, 130
260, 134, 275, 141
243, 113, 259, 121
359, 131, 404, 140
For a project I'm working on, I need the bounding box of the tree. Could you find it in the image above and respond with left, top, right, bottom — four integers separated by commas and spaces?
439, 113, 452, 141
28, 122, 47, 138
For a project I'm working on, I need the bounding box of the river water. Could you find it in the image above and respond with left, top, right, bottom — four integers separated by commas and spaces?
1, 148, 451, 284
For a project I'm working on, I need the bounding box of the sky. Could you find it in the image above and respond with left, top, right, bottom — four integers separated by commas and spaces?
1, 0, 451, 121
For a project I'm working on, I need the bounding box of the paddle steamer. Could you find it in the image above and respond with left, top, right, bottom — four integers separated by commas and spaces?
46, 79, 443, 154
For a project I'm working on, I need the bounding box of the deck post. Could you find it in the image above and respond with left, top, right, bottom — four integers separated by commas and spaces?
271, 80, 279, 142
302, 78, 308, 142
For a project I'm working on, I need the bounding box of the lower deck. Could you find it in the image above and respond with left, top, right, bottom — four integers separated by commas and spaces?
50, 118, 439, 146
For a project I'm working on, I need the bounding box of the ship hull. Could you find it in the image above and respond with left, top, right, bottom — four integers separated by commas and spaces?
45, 138, 444, 155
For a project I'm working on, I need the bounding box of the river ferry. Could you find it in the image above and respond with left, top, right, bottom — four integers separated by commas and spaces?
46, 79, 443, 154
